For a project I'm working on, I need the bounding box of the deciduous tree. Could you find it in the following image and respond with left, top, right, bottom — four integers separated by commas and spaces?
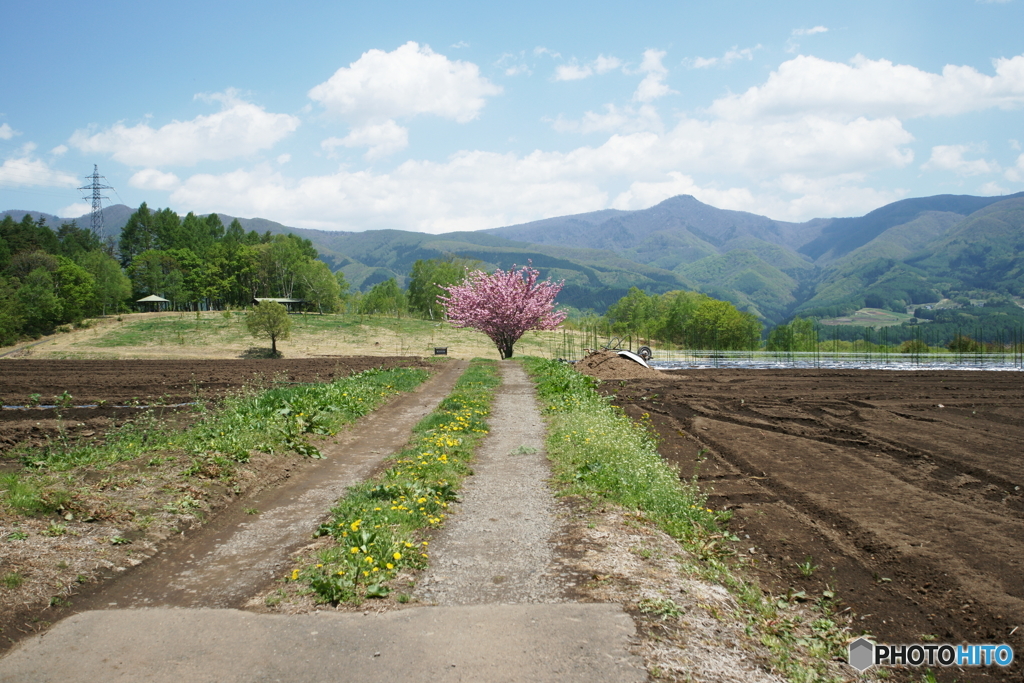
439, 264, 565, 359
246, 301, 291, 356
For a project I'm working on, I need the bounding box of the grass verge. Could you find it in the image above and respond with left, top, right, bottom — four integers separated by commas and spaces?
288, 358, 500, 604
8, 366, 429, 479
522, 357, 857, 683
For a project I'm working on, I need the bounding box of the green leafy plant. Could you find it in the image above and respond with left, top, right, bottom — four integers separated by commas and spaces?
2, 572, 25, 588
797, 556, 818, 578
637, 596, 683, 620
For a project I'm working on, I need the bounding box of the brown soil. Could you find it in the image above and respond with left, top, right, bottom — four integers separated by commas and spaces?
601, 369, 1023, 682
0, 356, 438, 651
0, 357, 434, 455
574, 350, 662, 380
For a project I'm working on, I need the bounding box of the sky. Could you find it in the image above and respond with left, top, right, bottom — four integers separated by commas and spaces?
2, 0, 1024, 233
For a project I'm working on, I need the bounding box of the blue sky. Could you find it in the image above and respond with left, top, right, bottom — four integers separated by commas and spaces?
2, 0, 1024, 232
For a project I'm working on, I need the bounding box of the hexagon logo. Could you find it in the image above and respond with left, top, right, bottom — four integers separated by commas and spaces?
848, 637, 875, 672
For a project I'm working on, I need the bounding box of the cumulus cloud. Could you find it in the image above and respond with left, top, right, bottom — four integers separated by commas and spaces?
633, 49, 675, 102
162, 104, 917, 232
710, 53, 1024, 121
792, 26, 828, 36
50, 144, 68, 155
978, 181, 1009, 195
129, 168, 182, 191
550, 104, 663, 135
921, 145, 1001, 175
1004, 153, 1024, 182
685, 45, 761, 69
321, 120, 409, 160
60, 202, 93, 218
553, 54, 623, 81
0, 152, 78, 188
0, 123, 15, 140
70, 90, 300, 166
308, 42, 501, 124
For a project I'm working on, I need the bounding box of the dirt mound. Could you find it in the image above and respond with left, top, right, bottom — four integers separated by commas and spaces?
574, 350, 662, 380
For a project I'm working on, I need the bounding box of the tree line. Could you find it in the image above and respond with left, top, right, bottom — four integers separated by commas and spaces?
0, 205, 348, 345
1, 204, 766, 353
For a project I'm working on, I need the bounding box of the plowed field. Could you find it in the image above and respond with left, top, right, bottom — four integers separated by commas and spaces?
0, 357, 433, 455
604, 369, 1022, 682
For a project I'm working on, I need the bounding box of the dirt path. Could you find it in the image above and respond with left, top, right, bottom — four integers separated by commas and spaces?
1, 360, 647, 683
66, 360, 469, 611
416, 362, 568, 604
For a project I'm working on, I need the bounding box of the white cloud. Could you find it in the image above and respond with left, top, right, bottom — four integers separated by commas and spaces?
163, 105, 916, 232
0, 153, 78, 188
276, 153, 291, 164
550, 104, 663, 135
308, 42, 501, 124
686, 45, 761, 69
554, 54, 623, 81
533, 46, 562, 59
921, 145, 1000, 175
450, 41, 469, 49
1004, 153, 1024, 182
0, 123, 15, 140
633, 49, 675, 102
70, 90, 300, 166
554, 63, 593, 81
792, 26, 828, 36
710, 53, 1024, 121
129, 168, 182, 191
978, 181, 1009, 195
50, 144, 68, 155
1010, 138, 1021, 151
321, 120, 409, 160
60, 202, 93, 217
505, 64, 531, 77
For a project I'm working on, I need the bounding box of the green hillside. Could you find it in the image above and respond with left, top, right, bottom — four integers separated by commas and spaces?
9, 190, 1024, 329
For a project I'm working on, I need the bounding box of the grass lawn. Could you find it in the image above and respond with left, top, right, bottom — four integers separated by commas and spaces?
10, 311, 609, 361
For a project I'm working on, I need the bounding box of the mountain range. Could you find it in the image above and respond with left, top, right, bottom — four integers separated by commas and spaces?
6, 190, 1024, 325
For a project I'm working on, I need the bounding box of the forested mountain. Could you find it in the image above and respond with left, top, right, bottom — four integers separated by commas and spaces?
6, 190, 1024, 329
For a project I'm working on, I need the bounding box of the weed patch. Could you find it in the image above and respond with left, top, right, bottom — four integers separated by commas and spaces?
291, 359, 500, 604
522, 357, 855, 683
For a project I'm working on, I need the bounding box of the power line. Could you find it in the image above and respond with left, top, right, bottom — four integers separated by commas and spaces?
77, 165, 114, 234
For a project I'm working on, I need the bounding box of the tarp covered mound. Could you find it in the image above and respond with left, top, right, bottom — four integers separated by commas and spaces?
574, 350, 662, 380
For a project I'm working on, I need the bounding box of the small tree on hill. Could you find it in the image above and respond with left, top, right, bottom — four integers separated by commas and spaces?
439, 263, 566, 359
246, 301, 291, 356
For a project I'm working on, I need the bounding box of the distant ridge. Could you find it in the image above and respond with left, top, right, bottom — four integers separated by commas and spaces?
6, 192, 1024, 324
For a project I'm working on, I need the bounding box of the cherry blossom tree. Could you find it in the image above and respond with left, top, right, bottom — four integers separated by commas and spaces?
439, 263, 566, 359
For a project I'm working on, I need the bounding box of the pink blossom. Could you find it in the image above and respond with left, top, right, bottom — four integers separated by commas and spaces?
439, 263, 566, 359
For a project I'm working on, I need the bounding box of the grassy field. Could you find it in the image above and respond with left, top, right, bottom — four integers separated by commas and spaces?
818, 307, 917, 328
4, 311, 619, 361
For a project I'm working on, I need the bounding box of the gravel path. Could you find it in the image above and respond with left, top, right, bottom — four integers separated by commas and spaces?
415, 361, 567, 605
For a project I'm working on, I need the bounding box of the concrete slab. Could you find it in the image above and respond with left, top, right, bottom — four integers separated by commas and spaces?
0, 604, 646, 683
